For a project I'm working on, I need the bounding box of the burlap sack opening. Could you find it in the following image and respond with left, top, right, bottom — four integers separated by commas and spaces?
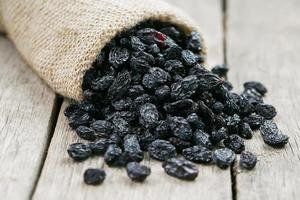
0, 0, 206, 101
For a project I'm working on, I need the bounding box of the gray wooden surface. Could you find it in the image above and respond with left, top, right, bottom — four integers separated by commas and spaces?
0, 0, 299, 199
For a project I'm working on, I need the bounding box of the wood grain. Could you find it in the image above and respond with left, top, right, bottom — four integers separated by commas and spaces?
0, 37, 56, 199
33, 0, 231, 200
227, 0, 300, 199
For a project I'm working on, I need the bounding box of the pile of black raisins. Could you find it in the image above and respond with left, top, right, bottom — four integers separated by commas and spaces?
64, 20, 289, 184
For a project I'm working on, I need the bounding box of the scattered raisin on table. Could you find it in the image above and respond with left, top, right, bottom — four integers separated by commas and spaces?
240, 151, 257, 170
84, 168, 106, 185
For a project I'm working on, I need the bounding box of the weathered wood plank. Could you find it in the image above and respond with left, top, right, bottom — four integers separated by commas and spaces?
0, 37, 57, 199
227, 0, 300, 199
34, 1, 231, 199
33, 101, 106, 200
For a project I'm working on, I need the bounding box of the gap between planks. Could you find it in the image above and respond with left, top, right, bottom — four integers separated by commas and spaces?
228, 0, 300, 200
29, 95, 63, 199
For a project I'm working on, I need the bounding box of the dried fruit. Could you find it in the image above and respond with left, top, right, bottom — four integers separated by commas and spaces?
162, 158, 198, 180
67, 143, 92, 161
126, 162, 151, 182
112, 98, 132, 111
109, 47, 130, 67
89, 138, 113, 155
186, 113, 205, 130
212, 148, 236, 169
107, 71, 131, 100
239, 122, 253, 139
211, 64, 228, 77
148, 140, 177, 161
223, 134, 245, 154
186, 31, 202, 52
104, 144, 122, 166
123, 134, 144, 162
75, 126, 96, 141
255, 103, 277, 120
84, 168, 106, 185
168, 137, 191, 152
167, 116, 193, 140
164, 99, 197, 117
91, 75, 114, 91
210, 127, 228, 144
240, 151, 257, 170
155, 85, 170, 101
244, 81, 267, 96
181, 50, 196, 66
260, 120, 289, 148
193, 129, 212, 149
243, 114, 264, 130
139, 103, 159, 129
182, 146, 212, 164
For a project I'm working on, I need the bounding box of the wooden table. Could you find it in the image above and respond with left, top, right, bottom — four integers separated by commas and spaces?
1, 0, 299, 199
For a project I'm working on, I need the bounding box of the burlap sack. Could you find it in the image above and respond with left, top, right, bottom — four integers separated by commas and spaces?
0, 0, 206, 100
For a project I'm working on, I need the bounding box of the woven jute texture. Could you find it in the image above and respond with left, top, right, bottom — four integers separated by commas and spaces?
0, 0, 205, 100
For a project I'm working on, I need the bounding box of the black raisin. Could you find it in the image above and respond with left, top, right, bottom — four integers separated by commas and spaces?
112, 98, 132, 111
90, 120, 113, 137
210, 127, 228, 144
153, 120, 170, 139
243, 114, 264, 130
239, 122, 253, 139
170, 75, 200, 100
164, 60, 186, 76
186, 31, 202, 52
84, 168, 106, 185
211, 64, 229, 77
182, 146, 212, 164
186, 113, 205, 130
260, 120, 289, 148
104, 144, 122, 166
255, 103, 277, 120
168, 137, 191, 152
167, 116, 193, 140
148, 140, 177, 161
91, 75, 114, 91
67, 143, 92, 161
142, 67, 170, 89
109, 47, 130, 68
211, 101, 224, 114
193, 129, 212, 149
164, 99, 198, 117
239, 151, 257, 170
126, 162, 151, 182
212, 148, 236, 169
128, 85, 145, 98
155, 85, 170, 101
75, 126, 96, 141
244, 81, 267, 96
89, 138, 113, 155
162, 158, 198, 180
139, 103, 159, 129
223, 134, 245, 154
123, 134, 144, 162
181, 50, 196, 66
107, 71, 131, 100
